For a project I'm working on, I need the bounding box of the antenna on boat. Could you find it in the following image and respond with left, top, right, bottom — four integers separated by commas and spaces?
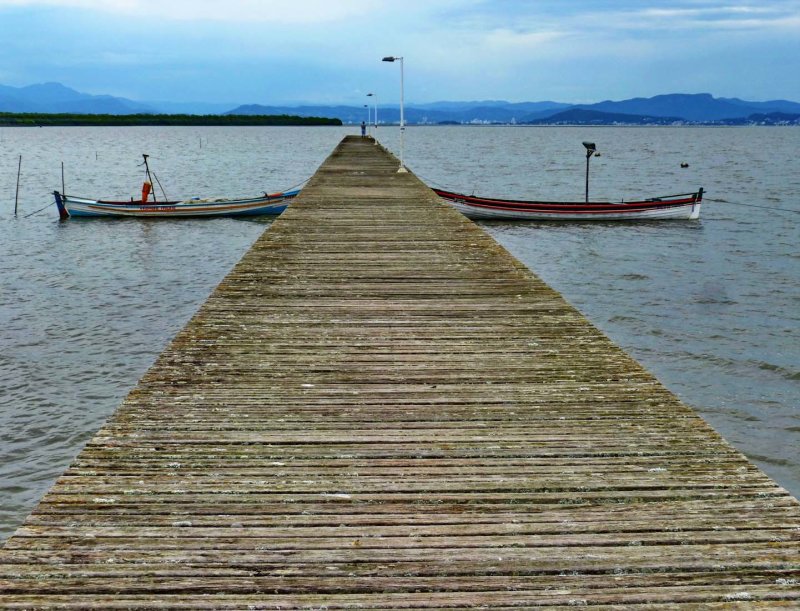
141, 154, 157, 203
582, 142, 597, 204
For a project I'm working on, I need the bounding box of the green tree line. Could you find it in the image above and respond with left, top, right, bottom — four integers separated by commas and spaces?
0, 113, 342, 126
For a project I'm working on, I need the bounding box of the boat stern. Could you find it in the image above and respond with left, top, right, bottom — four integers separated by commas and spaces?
689, 187, 704, 220
53, 191, 69, 220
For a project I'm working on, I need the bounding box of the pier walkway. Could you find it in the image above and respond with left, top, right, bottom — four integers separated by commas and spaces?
2, 136, 799, 607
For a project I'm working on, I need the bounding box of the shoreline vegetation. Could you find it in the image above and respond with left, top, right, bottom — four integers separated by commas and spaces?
0, 113, 342, 127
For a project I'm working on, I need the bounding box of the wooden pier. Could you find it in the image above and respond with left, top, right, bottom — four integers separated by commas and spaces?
2, 136, 799, 607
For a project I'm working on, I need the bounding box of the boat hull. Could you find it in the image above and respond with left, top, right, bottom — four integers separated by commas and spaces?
434, 189, 703, 221
54, 190, 299, 219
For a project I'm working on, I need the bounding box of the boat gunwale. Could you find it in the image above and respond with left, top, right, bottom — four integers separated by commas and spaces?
61, 191, 297, 208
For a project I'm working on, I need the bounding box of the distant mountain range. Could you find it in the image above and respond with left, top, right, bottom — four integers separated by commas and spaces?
0, 82, 155, 114
227, 94, 800, 125
2, 82, 799, 126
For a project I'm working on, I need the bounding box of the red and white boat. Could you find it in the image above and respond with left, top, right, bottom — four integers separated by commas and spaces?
434, 188, 703, 221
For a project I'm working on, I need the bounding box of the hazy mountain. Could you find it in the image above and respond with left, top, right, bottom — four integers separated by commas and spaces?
0, 85, 31, 112
525, 108, 683, 125
523, 107, 800, 126
410, 100, 568, 113
718, 97, 800, 114
575, 93, 762, 122
503, 101, 572, 113
0, 82, 155, 114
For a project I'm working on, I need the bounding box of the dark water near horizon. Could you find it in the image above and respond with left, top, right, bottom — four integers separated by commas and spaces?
1, 125, 798, 542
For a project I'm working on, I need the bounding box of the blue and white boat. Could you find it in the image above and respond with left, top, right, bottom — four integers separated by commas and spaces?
54, 189, 299, 219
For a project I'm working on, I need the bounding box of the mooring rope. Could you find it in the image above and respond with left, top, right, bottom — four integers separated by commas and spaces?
407, 170, 449, 190
23, 201, 55, 218
710, 199, 800, 214
283, 176, 311, 193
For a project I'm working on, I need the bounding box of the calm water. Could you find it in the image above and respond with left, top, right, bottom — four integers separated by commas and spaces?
1, 125, 798, 541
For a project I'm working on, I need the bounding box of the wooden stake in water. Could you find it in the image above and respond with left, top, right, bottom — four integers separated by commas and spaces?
14, 155, 22, 216
61, 162, 66, 195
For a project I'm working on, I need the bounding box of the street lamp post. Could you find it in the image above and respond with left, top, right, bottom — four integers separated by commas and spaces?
582, 141, 597, 204
367, 92, 377, 144
382, 56, 406, 172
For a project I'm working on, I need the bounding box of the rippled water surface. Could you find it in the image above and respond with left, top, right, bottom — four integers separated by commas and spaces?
1, 125, 798, 541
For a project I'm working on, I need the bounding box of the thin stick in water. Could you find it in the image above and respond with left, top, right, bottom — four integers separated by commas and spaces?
15, 155, 22, 215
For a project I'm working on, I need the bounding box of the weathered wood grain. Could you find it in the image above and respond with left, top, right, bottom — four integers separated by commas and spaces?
1, 136, 798, 608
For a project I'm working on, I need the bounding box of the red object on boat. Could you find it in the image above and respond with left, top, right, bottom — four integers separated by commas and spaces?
141, 181, 152, 204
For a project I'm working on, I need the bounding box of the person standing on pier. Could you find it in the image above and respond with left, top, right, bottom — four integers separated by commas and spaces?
360, 121, 366, 137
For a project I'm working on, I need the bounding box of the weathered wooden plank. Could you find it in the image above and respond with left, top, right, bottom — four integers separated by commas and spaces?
1, 574, 799, 598
2, 540, 799, 568
18, 512, 800, 534
0, 593, 797, 610
2, 136, 798, 607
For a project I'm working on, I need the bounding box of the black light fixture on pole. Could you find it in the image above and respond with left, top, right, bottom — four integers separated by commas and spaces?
582, 141, 597, 204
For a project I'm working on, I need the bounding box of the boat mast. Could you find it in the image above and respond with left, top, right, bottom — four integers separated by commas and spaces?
582, 142, 596, 204
142, 154, 157, 203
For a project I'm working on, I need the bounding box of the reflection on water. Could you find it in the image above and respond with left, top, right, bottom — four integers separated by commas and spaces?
1, 125, 798, 542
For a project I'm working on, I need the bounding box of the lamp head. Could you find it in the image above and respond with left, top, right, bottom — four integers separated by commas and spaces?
582, 141, 597, 156
367, 92, 374, 97
382, 56, 396, 62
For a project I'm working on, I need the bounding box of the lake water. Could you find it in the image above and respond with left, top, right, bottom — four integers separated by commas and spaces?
1, 125, 798, 542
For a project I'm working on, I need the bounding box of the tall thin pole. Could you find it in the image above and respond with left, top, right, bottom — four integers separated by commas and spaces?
398, 57, 406, 172
142, 153, 157, 203
582, 142, 596, 204
61, 161, 65, 195
585, 154, 590, 204
368, 92, 378, 144
14, 155, 22, 216
374, 94, 379, 145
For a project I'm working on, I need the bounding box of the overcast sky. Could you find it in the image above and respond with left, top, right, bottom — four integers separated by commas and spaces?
1, 0, 799, 105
